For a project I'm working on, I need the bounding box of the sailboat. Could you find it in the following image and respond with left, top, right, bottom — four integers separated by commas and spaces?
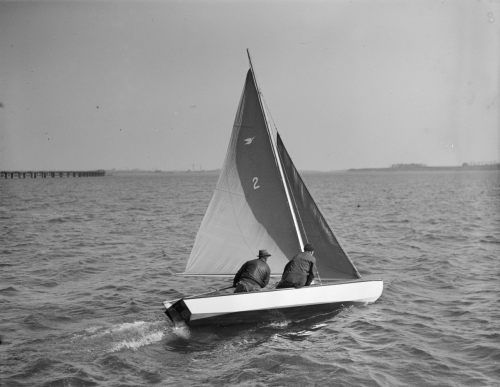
163, 51, 383, 327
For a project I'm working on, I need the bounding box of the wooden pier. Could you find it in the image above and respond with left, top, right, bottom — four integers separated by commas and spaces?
0, 170, 106, 179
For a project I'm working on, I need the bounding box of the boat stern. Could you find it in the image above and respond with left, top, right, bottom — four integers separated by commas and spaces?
163, 299, 191, 327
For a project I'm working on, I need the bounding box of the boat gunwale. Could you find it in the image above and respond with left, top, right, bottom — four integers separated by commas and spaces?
182, 278, 383, 300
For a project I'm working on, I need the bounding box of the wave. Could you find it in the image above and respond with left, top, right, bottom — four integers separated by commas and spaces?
480, 236, 500, 244
48, 217, 65, 223
74, 321, 168, 353
22, 314, 57, 331
14, 357, 61, 379
0, 286, 19, 294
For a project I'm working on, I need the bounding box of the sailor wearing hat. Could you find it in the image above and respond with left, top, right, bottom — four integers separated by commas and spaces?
276, 243, 317, 289
233, 249, 271, 293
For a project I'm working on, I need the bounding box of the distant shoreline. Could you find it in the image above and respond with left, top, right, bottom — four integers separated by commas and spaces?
105, 165, 500, 175
347, 164, 500, 172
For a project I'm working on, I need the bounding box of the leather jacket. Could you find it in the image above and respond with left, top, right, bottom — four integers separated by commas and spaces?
233, 258, 270, 288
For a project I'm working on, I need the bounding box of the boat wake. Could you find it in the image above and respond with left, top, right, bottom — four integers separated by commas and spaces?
109, 329, 164, 352
270, 322, 329, 341
170, 324, 191, 340
265, 321, 292, 329
73, 321, 167, 353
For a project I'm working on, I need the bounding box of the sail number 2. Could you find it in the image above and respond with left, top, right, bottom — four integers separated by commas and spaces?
253, 177, 260, 189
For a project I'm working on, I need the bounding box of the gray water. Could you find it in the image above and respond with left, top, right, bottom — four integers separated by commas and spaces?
1, 171, 499, 386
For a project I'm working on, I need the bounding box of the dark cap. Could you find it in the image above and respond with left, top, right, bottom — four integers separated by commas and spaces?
304, 243, 314, 252
257, 249, 271, 257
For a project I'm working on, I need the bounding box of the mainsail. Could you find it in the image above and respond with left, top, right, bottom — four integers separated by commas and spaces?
184, 63, 361, 280
185, 69, 301, 276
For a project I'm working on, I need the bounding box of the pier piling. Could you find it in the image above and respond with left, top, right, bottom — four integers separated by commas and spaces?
0, 170, 106, 179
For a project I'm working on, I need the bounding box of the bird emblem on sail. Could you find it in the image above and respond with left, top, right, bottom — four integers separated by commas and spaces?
244, 136, 256, 145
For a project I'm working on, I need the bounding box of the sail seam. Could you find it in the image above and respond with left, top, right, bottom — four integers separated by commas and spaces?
214, 187, 245, 196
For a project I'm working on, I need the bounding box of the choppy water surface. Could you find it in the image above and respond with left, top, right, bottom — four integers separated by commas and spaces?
1, 171, 499, 386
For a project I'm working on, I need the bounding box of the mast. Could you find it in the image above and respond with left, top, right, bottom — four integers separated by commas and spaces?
246, 49, 305, 251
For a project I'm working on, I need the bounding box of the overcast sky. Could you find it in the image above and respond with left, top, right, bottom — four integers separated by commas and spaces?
1, 0, 498, 171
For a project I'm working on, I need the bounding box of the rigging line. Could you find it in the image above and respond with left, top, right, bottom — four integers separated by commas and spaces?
314, 261, 322, 285
278, 140, 308, 243
260, 96, 308, 245
264, 98, 357, 279
263, 99, 279, 140
267, 105, 325, 285
278, 142, 361, 278
288, 161, 359, 277
214, 186, 245, 196
248, 51, 304, 250
203, 278, 218, 292
279, 149, 323, 286
262, 97, 308, 244
184, 285, 234, 299
280, 150, 323, 285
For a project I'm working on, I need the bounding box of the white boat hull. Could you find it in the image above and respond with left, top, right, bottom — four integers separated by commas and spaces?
164, 279, 383, 327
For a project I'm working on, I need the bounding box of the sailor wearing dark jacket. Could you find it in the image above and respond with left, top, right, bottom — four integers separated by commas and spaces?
233, 250, 271, 293
276, 243, 316, 289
